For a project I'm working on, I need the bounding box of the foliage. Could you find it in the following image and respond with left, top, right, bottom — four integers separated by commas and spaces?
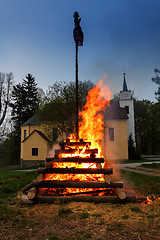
134, 99, 160, 155
11, 74, 39, 131
128, 134, 137, 160
9, 74, 39, 162
39, 80, 94, 139
152, 68, 160, 102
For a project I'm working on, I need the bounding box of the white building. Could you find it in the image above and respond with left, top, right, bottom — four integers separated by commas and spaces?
119, 73, 135, 142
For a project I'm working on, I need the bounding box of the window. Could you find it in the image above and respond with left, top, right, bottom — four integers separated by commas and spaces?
109, 128, 114, 141
32, 148, 38, 156
125, 106, 129, 114
24, 130, 26, 140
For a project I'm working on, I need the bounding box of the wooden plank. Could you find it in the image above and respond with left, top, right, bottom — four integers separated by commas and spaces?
33, 195, 137, 204
55, 148, 98, 154
41, 189, 114, 196
38, 167, 113, 175
46, 157, 104, 163
38, 180, 123, 189
60, 141, 91, 147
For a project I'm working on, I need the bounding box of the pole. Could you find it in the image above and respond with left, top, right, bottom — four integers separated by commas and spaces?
73, 11, 83, 139
75, 43, 79, 139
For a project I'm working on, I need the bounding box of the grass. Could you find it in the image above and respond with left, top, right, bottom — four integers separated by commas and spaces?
0, 170, 37, 198
79, 211, 90, 219
121, 169, 160, 196
0, 170, 37, 221
0, 169, 160, 239
58, 207, 72, 216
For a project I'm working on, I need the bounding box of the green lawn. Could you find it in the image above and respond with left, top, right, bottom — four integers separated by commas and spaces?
0, 170, 37, 200
121, 169, 160, 196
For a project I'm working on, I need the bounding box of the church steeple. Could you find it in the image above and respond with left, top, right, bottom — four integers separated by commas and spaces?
119, 72, 135, 142
119, 72, 131, 100
123, 72, 128, 91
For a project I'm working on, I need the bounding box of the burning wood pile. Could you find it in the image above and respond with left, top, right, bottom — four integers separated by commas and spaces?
19, 137, 127, 203
19, 81, 136, 203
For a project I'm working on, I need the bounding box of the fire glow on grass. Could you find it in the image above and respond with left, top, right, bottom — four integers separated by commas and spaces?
42, 80, 112, 195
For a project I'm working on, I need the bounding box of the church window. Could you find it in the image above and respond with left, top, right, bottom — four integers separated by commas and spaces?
109, 128, 114, 141
125, 106, 129, 114
32, 148, 38, 156
24, 130, 26, 140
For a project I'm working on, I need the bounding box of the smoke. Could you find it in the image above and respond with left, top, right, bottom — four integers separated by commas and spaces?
48, 143, 60, 158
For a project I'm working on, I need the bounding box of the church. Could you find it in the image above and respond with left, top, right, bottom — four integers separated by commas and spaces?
20, 73, 135, 168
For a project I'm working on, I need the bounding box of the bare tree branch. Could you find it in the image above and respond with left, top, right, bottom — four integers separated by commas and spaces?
0, 73, 13, 126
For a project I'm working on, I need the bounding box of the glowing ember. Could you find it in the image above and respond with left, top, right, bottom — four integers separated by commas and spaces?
141, 196, 160, 205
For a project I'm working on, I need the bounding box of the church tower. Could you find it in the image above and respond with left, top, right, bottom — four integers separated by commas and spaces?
119, 73, 135, 142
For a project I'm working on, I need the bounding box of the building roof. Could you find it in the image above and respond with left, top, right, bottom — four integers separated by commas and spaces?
21, 114, 40, 126
123, 72, 128, 91
103, 102, 128, 120
22, 130, 51, 143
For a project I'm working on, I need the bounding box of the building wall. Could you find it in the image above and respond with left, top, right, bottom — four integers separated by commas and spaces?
21, 125, 44, 159
119, 99, 135, 141
22, 131, 49, 161
21, 125, 42, 142
103, 119, 128, 161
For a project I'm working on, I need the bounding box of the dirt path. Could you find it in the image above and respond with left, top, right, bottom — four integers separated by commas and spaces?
119, 162, 160, 177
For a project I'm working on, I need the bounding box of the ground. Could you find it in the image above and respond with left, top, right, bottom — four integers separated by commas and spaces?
1, 200, 160, 240
0, 161, 160, 240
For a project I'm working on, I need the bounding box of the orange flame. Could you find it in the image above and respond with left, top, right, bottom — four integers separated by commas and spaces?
79, 80, 111, 156
141, 196, 160, 205
43, 80, 112, 195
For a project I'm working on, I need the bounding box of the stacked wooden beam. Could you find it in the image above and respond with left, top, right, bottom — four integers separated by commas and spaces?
19, 138, 127, 203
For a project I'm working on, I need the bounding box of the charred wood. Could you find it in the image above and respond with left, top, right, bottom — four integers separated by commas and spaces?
38, 180, 123, 189
33, 195, 137, 204
21, 180, 40, 193
42, 189, 114, 196
114, 188, 127, 200
46, 157, 104, 163
37, 167, 113, 175
55, 148, 98, 155
36, 174, 44, 182
27, 187, 37, 200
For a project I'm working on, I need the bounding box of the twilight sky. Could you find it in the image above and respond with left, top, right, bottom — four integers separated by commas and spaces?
0, 0, 160, 102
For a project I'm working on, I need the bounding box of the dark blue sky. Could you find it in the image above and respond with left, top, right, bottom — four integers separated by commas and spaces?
0, 0, 160, 101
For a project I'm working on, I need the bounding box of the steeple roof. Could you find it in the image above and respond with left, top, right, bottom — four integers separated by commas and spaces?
21, 114, 40, 126
123, 72, 128, 91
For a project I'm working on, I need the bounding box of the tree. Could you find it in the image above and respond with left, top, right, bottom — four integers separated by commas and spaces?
39, 80, 94, 139
0, 72, 13, 126
11, 74, 39, 131
134, 99, 160, 155
152, 68, 160, 102
10, 74, 39, 161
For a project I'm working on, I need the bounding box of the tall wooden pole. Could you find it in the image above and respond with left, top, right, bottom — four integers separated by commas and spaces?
73, 12, 83, 140
75, 43, 79, 139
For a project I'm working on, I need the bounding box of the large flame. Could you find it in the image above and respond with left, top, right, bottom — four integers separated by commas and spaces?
42, 79, 112, 195
79, 80, 111, 156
